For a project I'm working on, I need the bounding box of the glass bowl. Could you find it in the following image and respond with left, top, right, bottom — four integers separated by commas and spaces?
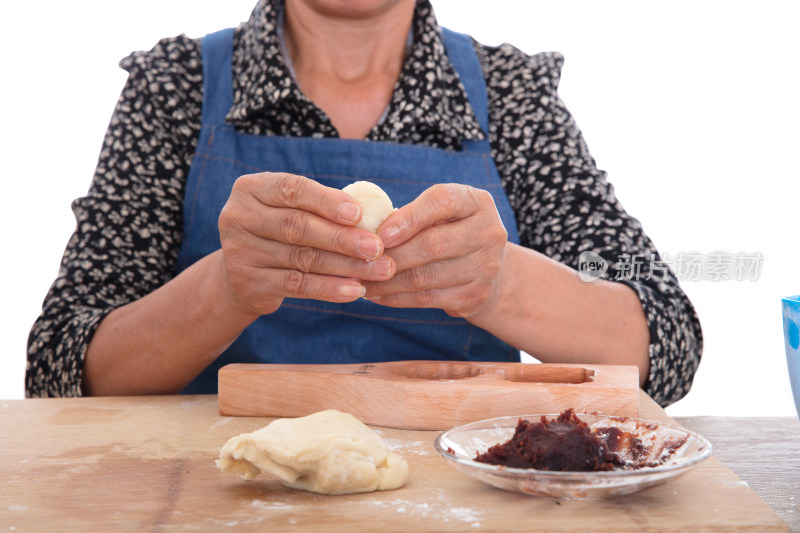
434, 413, 712, 500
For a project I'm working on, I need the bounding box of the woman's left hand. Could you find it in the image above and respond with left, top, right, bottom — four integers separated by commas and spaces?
363, 184, 508, 318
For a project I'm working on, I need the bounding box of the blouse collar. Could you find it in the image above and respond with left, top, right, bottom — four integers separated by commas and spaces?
225, 0, 485, 143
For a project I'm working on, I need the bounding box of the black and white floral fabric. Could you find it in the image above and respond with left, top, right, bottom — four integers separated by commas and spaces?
26, 0, 702, 406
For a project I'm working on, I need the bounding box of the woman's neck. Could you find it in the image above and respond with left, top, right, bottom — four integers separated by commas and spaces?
283, 0, 415, 138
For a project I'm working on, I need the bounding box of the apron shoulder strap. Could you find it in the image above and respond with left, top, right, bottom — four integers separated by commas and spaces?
200, 28, 235, 126
440, 27, 491, 152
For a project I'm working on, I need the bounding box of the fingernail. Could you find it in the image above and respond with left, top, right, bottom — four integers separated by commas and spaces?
378, 225, 401, 246
339, 283, 366, 299
357, 236, 380, 260
338, 202, 360, 223
369, 257, 392, 277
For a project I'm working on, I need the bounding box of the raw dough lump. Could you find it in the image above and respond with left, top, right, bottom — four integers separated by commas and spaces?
216, 409, 408, 495
342, 181, 395, 233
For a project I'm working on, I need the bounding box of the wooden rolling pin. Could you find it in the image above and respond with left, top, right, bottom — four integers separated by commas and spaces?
217, 361, 639, 430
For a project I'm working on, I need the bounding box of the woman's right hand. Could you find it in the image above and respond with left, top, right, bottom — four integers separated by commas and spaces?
217, 172, 396, 317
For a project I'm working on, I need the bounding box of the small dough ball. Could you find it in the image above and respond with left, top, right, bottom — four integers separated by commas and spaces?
342, 181, 395, 233
216, 409, 408, 495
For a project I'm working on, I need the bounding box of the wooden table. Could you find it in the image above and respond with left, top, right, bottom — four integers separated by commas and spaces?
675, 416, 800, 532
0, 392, 792, 532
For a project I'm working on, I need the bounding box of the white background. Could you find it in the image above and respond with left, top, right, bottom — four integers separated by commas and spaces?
1, 1, 798, 416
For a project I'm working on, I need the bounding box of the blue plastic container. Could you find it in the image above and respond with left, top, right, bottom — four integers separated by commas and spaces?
781, 295, 800, 419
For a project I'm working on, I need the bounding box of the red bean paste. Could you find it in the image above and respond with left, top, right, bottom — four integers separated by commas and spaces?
474, 409, 647, 471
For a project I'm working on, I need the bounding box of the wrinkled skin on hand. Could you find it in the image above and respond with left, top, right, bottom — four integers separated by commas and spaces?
364, 183, 508, 319
217, 172, 397, 317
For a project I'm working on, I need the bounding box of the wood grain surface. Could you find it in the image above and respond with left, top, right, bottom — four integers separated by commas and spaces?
0, 393, 790, 532
675, 416, 800, 532
218, 361, 640, 428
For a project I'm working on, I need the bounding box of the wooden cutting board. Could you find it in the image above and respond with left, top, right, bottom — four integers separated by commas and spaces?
218, 361, 639, 429
0, 394, 789, 532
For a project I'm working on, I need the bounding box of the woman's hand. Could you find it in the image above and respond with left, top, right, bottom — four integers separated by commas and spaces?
363, 183, 508, 318
218, 172, 396, 317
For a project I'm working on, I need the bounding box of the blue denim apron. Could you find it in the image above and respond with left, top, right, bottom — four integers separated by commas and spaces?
177, 27, 521, 393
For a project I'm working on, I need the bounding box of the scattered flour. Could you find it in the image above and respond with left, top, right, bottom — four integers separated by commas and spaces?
383, 492, 483, 527
208, 417, 233, 432
381, 438, 430, 456
196, 502, 292, 529
249, 500, 296, 512
361, 490, 484, 527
